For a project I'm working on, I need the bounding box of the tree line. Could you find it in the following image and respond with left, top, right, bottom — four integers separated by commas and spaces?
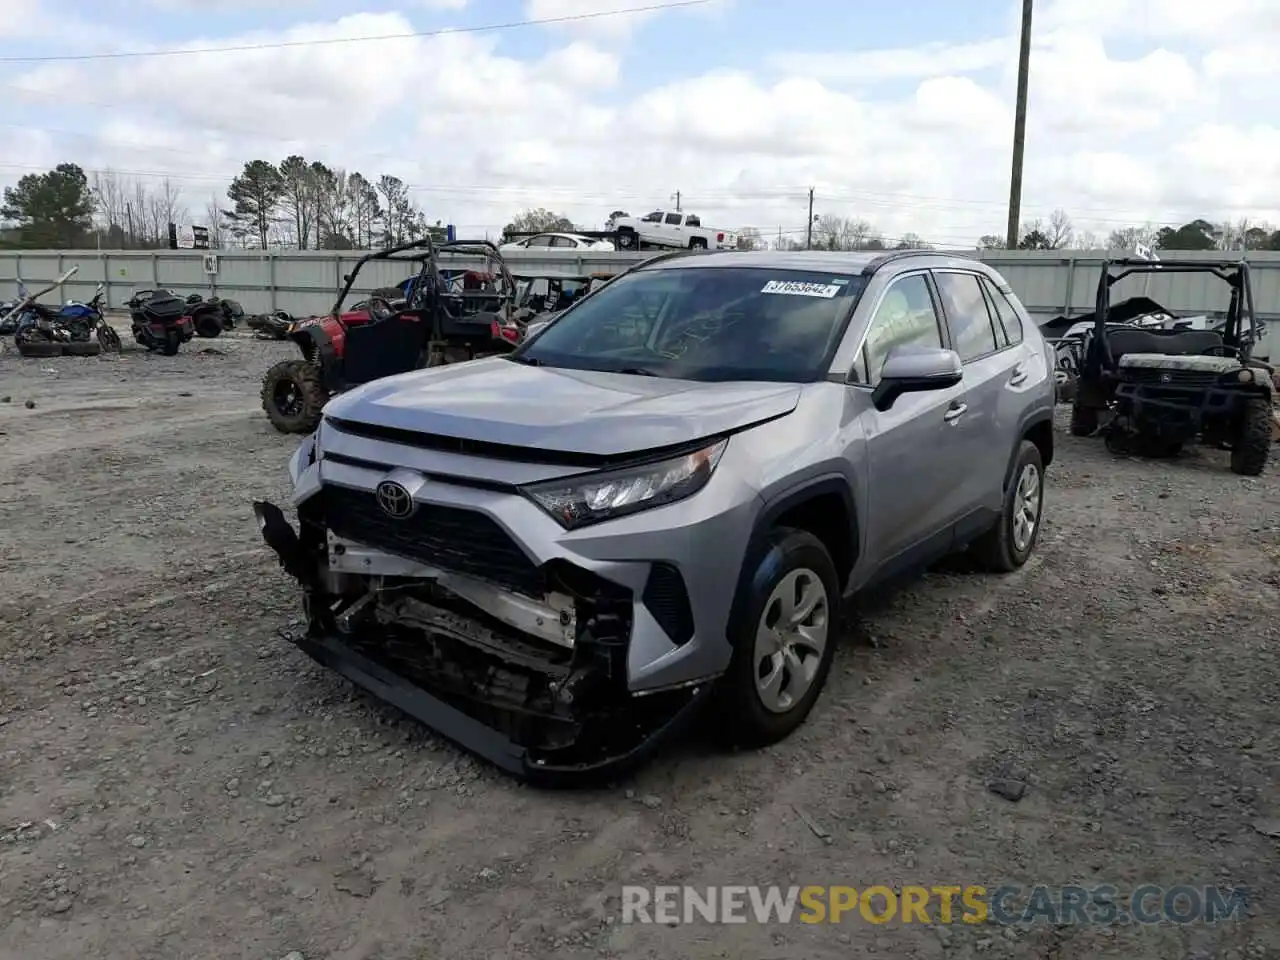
3, 163, 1280, 254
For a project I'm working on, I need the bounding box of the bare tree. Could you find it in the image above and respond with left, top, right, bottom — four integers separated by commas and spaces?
1046, 208, 1073, 249
1106, 224, 1158, 251
205, 195, 223, 249
736, 226, 764, 250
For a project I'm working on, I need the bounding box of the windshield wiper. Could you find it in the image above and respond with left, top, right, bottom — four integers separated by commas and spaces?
607, 366, 659, 377
507, 354, 540, 366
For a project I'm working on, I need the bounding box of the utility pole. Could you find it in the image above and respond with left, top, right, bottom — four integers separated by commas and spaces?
806, 188, 815, 250
1005, 0, 1034, 249
671, 191, 681, 212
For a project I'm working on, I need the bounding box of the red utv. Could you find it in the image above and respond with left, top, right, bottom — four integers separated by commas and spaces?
260, 238, 522, 434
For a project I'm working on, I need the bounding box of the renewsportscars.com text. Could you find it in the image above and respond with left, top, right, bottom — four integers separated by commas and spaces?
621, 884, 1249, 926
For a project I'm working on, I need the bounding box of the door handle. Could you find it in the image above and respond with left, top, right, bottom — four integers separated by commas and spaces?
943, 402, 967, 423
1008, 364, 1027, 386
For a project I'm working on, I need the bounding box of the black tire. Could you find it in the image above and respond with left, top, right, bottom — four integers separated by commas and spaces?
17, 339, 64, 358
161, 328, 181, 356
97, 324, 123, 352
64, 340, 102, 357
689, 237, 708, 250
971, 440, 1044, 573
615, 230, 637, 250
261, 359, 328, 434
193, 311, 223, 338
713, 528, 840, 749
1229, 397, 1272, 476
1069, 399, 1098, 437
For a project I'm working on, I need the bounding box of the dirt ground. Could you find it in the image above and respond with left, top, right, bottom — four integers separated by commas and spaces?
0, 323, 1277, 960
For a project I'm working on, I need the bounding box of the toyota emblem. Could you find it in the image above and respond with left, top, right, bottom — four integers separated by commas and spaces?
375, 480, 415, 519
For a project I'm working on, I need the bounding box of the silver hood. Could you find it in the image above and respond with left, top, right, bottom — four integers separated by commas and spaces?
322, 357, 801, 457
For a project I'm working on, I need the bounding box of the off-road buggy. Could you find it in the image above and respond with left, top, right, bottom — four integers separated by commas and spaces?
1069, 257, 1275, 474
260, 238, 521, 434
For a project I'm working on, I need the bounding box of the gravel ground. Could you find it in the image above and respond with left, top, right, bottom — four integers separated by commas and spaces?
0, 323, 1277, 960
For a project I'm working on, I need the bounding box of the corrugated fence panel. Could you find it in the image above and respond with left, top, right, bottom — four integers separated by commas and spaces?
2, 249, 1279, 323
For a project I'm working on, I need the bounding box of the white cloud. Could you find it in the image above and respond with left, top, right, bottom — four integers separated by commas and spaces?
418, 0, 468, 9
4, 0, 1280, 247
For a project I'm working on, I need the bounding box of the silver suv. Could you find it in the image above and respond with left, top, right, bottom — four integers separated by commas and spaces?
254, 250, 1055, 780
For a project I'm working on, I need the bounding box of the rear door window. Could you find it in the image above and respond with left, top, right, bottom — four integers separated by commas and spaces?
933, 271, 999, 363
981, 277, 1025, 345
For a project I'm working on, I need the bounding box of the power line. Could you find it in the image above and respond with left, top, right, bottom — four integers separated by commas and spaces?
0, 0, 713, 63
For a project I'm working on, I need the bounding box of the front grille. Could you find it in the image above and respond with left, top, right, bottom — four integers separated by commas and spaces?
1122, 367, 1220, 388
642, 563, 694, 645
318, 484, 543, 596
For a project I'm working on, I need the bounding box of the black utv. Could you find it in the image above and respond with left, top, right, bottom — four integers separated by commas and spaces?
1069, 258, 1274, 475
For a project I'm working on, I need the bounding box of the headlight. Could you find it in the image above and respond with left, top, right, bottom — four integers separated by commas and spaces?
522, 439, 728, 530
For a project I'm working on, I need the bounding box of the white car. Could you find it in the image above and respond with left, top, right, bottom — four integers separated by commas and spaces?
499, 232, 615, 252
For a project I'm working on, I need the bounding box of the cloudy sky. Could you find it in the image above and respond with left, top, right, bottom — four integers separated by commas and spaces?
3, 0, 1277, 246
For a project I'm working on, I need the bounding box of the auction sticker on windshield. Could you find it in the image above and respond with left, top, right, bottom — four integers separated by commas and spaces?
761, 280, 844, 298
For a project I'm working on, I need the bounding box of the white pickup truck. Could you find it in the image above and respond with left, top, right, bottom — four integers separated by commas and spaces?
609, 210, 738, 251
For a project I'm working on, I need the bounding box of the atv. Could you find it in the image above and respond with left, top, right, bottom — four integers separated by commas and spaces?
1069, 257, 1275, 475
260, 237, 521, 434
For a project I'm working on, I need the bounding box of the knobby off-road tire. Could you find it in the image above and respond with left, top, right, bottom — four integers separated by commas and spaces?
261, 359, 328, 434
1069, 399, 1099, 437
1230, 397, 1272, 476
193, 311, 223, 338
713, 527, 840, 749
971, 440, 1045, 573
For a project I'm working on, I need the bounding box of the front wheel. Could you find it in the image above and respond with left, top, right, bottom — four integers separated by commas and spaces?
261, 359, 328, 434
97, 323, 122, 352
161, 328, 181, 356
713, 528, 839, 749
1230, 397, 1272, 476
971, 440, 1044, 572
615, 230, 636, 250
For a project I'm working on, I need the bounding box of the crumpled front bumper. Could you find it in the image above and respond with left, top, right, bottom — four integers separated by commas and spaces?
252, 498, 711, 784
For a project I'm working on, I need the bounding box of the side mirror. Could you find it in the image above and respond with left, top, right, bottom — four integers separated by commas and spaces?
870, 346, 963, 411
342, 273, 352, 284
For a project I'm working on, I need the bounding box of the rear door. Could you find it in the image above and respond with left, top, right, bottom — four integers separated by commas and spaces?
931, 270, 1019, 525
663, 212, 685, 246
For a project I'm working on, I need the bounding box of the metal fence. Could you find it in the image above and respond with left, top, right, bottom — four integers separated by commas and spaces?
2, 247, 1278, 326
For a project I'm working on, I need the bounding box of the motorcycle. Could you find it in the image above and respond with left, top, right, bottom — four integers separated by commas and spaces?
126, 288, 195, 355
4, 267, 101, 358
58, 282, 122, 352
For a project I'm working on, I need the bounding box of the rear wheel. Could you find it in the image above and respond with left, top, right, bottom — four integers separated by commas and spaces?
971, 440, 1044, 572
193, 311, 223, 338
714, 528, 839, 748
261, 359, 328, 434
64, 340, 102, 357
689, 237, 708, 250
1230, 397, 1272, 476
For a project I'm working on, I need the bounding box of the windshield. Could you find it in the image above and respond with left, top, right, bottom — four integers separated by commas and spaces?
516, 266, 867, 382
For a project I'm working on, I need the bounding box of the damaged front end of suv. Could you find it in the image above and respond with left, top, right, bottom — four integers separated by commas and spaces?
253, 417, 727, 783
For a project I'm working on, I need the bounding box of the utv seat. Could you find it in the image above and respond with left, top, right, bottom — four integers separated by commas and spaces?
1105, 327, 1225, 362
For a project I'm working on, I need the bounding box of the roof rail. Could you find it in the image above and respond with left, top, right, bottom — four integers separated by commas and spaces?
860, 249, 971, 276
